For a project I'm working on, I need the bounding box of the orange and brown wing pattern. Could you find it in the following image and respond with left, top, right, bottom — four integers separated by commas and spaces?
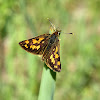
43, 39, 61, 72
19, 34, 50, 55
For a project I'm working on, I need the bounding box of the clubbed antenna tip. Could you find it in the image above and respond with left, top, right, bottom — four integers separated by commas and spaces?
66, 33, 73, 35
69, 33, 73, 35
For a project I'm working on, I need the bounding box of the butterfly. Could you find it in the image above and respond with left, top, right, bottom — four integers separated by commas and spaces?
19, 19, 61, 72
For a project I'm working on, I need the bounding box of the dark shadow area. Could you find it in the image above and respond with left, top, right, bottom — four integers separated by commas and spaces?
44, 63, 56, 80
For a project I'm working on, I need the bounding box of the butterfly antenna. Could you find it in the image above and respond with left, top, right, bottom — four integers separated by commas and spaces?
64, 32, 73, 35
47, 18, 56, 31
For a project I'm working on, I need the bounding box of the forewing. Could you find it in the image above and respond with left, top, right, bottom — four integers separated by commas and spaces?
43, 39, 61, 72
19, 34, 50, 55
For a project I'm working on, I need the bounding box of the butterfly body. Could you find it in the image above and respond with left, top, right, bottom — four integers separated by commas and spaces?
19, 24, 61, 72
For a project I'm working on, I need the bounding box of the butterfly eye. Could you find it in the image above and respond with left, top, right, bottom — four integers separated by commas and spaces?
58, 32, 60, 35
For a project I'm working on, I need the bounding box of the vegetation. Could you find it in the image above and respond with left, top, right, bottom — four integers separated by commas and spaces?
0, 0, 100, 100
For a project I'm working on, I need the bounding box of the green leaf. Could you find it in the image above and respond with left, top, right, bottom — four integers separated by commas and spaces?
38, 63, 56, 100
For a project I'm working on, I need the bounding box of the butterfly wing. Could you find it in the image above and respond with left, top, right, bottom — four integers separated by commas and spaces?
42, 38, 61, 72
19, 34, 50, 55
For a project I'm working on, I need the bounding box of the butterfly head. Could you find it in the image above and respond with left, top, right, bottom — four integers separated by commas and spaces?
54, 29, 61, 37
57, 30, 61, 36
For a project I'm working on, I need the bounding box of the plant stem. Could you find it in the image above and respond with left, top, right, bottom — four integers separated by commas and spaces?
38, 63, 56, 100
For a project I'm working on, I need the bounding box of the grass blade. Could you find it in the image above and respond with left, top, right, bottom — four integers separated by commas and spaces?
38, 63, 56, 100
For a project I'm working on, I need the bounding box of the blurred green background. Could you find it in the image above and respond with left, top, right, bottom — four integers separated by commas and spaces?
0, 0, 100, 100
